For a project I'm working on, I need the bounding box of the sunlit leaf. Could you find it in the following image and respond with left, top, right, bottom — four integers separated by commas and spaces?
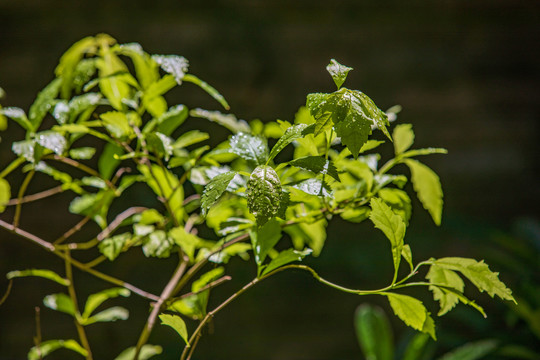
268, 123, 311, 162
246, 165, 282, 226
426, 264, 464, 316
378, 188, 412, 225
201, 171, 237, 216
169, 226, 202, 261
43, 293, 76, 316
101, 111, 133, 139
0, 178, 10, 213
261, 248, 312, 276
6, 269, 69, 286
229, 132, 268, 166
284, 219, 327, 257
152, 55, 189, 84
393, 123, 414, 155
174, 130, 209, 149
386, 293, 436, 340
99, 233, 131, 261
1, 107, 32, 131
159, 313, 189, 344
83, 306, 129, 325
35, 130, 67, 155
98, 142, 123, 180
28, 339, 87, 360
404, 159, 443, 225
142, 230, 175, 258
326, 59, 353, 90
82, 287, 130, 319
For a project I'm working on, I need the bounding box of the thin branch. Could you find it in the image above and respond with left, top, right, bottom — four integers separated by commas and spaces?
84, 255, 106, 268
97, 206, 147, 241
168, 275, 232, 304
46, 155, 116, 190
7, 185, 65, 206
33, 307, 43, 360
0, 280, 13, 306
13, 170, 35, 228
54, 216, 92, 245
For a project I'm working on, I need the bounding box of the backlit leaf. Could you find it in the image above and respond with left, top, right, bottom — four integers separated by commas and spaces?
284, 219, 327, 257
250, 219, 282, 266
98, 142, 123, 180
174, 130, 209, 149
142, 230, 174, 258
378, 188, 412, 225
426, 265, 464, 316
159, 313, 189, 344
0, 178, 10, 213
268, 123, 311, 162
101, 111, 133, 139
201, 171, 237, 216
28, 339, 87, 360
326, 59, 353, 90
261, 248, 312, 276
6, 269, 69, 286
404, 159, 443, 225
82, 287, 130, 319
386, 293, 436, 340
69, 147, 96, 160
393, 123, 415, 155
229, 132, 268, 166
1, 107, 32, 131
156, 104, 188, 136
114, 345, 162, 360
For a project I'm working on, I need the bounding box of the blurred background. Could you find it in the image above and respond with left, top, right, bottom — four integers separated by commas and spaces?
0, 0, 539, 359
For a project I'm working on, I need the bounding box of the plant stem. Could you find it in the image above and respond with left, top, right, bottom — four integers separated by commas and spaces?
7, 185, 64, 206
13, 170, 35, 228
46, 155, 116, 191
33, 306, 43, 360
54, 216, 92, 245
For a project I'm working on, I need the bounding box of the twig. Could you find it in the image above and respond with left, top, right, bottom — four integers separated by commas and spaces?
54, 216, 92, 245
46, 155, 116, 191
13, 170, 35, 228
0, 280, 13, 306
33, 307, 43, 360
7, 185, 64, 206
97, 206, 147, 241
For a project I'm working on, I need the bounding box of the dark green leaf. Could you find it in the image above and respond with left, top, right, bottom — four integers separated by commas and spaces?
159, 313, 189, 344
261, 248, 312, 276
99, 233, 131, 261
152, 55, 189, 84
43, 293, 76, 316
229, 132, 268, 166
246, 165, 283, 226
6, 269, 69, 286
0, 178, 10, 213
28, 339, 87, 360
386, 293, 436, 340
402, 333, 432, 360
82, 287, 130, 319
98, 142, 124, 180
268, 123, 311, 161
250, 219, 282, 266
114, 345, 162, 360
201, 171, 237, 216
354, 304, 394, 360
437, 339, 498, 360
288, 156, 340, 182
404, 159, 443, 225
28, 78, 62, 131
326, 59, 353, 89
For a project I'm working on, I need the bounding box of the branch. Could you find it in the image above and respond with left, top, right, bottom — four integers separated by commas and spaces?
7, 185, 64, 206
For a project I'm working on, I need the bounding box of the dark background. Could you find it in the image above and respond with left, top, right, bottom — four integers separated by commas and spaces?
0, 1, 539, 359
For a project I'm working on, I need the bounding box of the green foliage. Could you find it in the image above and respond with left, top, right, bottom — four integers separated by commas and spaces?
0, 35, 515, 359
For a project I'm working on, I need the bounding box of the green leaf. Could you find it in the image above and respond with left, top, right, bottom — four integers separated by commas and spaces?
6, 269, 69, 286
249, 219, 282, 266
116, 43, 159, 89
246, 165, 283, 226
53, 93, 102, 124
190, 108, 251, 133
386, 293, 436, 340
0, 178, 10, 213
138, 164, 183, 219
169, 226, 202, 261
83, 306, 129, 325
378, 188, 412, 225
99, 233, 131, 261
98, 142, 124, 180
354, 304, 394, 360
72, 58, 98, 92
229, 132, 268, 166
183, 73, 230, 110
28, 339, 88, 360
288, 156, 340, 182
284, 219, 327, 257
114, 345, 162, 360
402, 333, 432, 360
402, 148, 448, 158
174, 130, 209, 149
369, 198, 405, 276
101, 111, 133, 139
28, 78, 62, 131
326, 59, 353, 90
152, 55, 189, 84
261, 248, 312, 276
393, 123, 415, 155
401, 244, 414, 272
35, 130, 67, 155
426, 265, 464, 316
69, 147, 96, 160
340, 207, 370, 223
159, 313, 189, 345
268, 123, 311, 162
201, 171, 237, 216
43, 293, 76, 316
1, 107, 32, 131
430, 257, 515, 302
142, 230, 175, 258
437, 339, 498, 360
12, 140, 39, 163
156, 104, 188, 136
404, 159, 443, 226
97, 46, 133, 110
82, 287, 130, 319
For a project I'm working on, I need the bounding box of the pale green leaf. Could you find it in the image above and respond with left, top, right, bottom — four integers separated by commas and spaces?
378, 188, 412, 225
393, 123, 415, 154
229, 132, 268, 166
183, 73, 230, 110
290, 178, 331, 197
28, 78, 62, 131
69, 147, 96, 160
82, 287, 130, 319
99, 233, 131, 261
246, 166, 283, 226
426, 265, 464, 316
326, 59, 353, 90
288, 156, 340, 182
201, 171, 237, 216
43, 293, 76, 316
155, 104, 188, 136
28, 339, 87, 360
431, 257, 515, 302
268, 123, 311, 161
83, 306, 129, 325
404, 159, 443, 225
114, 345, 162, 360
159, 313, 189, 344
249, 219, 282, 266
6, 269, 69, 286
354, 304, 394, 360
437, 339, 498, 360
101, 111, 133, 139
169, 226, 202, 261
12, 140, 39, 163
386, 293, 436, 340
152, 55, 189, 84
369, 198, 405, 275
190, 108, 251, 133
138, 164, 183, 219
0, 178, 10, 213
402, 148, 448, 158
174, 130, 209, 149
401, 244, 414, 272
340, 207, 370, 223
261, 248, 312, 276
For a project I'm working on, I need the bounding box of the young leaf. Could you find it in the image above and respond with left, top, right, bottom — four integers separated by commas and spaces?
101, 111, 133, 139
378, 188, 412, 225
99, 233, 131, 261
401, 244, 414, 272
288, 156, 340, 182
169, 226, 202, 261
404, 159, 443, 225
402, 333, 432, 360
250, 219, 282, 266
142, 230, 175, 258
0, 178, 10, 213
83, 306, 129, 325
437, 339, 498, 360
386, 293, 436, 340
98, 142, 124, 180
430, 257, 515, 302
354, 304, 394, 360
152, 55, 189, 84
326, 59, 353, 90
369, 198, 406, 277
267, 123, 311, 162
260, 248, 312, 276
28, 339, 88, 360
43, 293, 76, 316
174, 130, 209, 149
426, 264, 464, 316
183, 73, 230, 110
82, 287, 130, 319
201, 171, 237, 216
284, 219, 327, 257
28, 78, 62, 131
114, 345, 162, 360
246, 165, 283, 226
159, 313, 189, 344
156, 104, 188, 136
393, 123, 415, 155
229, 132, 268, 166
6, 269, 69, 286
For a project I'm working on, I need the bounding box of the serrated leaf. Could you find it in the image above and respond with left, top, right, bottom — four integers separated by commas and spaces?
306, 93, 334, 136
82, 287, 130, 319
183, 73, 230, 110
159, 313, 189, 344
288, 156, 340, 182
99, 233, 131, 261
386, 293, 436, 340
35, 130, 67, 155
28, 339, 88, 360
174, 130, 209, 149
261, 248, 312, 276
393, 123, 415, 155
404, 159, 443, 225
431, 257, 515, 302
437, 339, 498, 360
152, 55, 189, 84
6, 269, 69, 286
114, 345, 162, 360
190, 108, 251, 133
369, 198, 405, 276
354, 304, 394, 360
83, 306, 129, 325
250, 219, 282, 266
378, 188, 412, 225
0, 178, 10, 213
246, 165, 282, 226
28, 78, 62, 131
426, 265, 464, 316
69, 147, 96, 160
43, 293, 76, 316
326, 59, 353, 90
268, 123, 311, 161
201, 171, 237, 216
229, 132, 268, 166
